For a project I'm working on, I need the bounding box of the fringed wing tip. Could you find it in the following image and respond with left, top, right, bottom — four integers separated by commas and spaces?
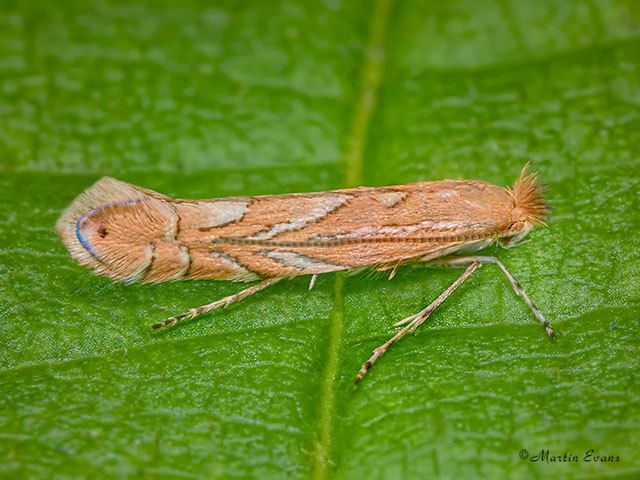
510, 164, 549, 227
56, 177, 117, 267
55, 176, 151, 271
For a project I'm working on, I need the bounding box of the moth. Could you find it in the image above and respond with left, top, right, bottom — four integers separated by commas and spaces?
57, 166, 555, 384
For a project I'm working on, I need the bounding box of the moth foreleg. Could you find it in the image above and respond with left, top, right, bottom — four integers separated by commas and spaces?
151, 278, 281, 330
355, 262, 480, 385
475, 255, 556, 339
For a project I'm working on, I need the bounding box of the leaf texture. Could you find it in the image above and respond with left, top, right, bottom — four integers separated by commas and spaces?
1, 0, 639, 478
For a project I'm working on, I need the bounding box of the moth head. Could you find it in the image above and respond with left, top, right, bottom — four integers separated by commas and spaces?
500, 164, 549, 248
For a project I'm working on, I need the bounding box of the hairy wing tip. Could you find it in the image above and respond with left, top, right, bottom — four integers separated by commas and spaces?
56, 177, 155, 278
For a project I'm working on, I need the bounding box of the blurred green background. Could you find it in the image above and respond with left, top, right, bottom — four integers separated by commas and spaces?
1, 0, 639, 478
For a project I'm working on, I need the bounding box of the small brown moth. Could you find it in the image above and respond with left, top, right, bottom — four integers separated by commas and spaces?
57, 166, 555, 384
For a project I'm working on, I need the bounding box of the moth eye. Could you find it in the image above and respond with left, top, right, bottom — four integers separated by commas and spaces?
98, 227, 108, 238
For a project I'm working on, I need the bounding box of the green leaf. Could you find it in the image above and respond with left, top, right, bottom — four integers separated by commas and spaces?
1, 0, 639, 478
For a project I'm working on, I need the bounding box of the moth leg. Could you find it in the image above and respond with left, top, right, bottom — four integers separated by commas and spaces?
388, 265, 398, 280
405, 256, 556, 339
151, 278, 281, 330
474, 255, 556, 339
355, 262, 480, 385
392, 257, 481, 327
501, 238, 531, 249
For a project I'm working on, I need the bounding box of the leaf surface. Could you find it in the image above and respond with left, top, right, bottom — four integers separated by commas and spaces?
1, 0, 639, 478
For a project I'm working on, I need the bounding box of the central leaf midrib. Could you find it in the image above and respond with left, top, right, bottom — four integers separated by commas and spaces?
312, 0, 392, 478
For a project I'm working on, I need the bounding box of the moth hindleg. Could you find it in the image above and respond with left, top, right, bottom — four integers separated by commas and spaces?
151, 278, 281, 329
